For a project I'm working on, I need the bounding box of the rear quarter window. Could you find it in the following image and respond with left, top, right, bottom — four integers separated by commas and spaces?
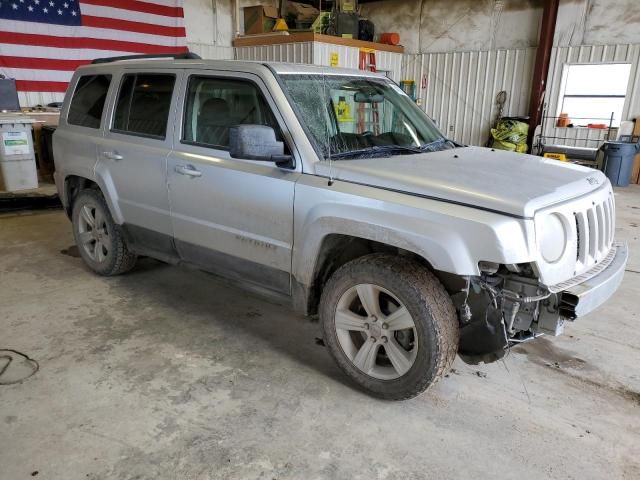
67, 74, 111, 129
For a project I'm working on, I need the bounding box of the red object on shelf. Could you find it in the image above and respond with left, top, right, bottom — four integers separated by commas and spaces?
358, 49, 378, 135
379, 32, 400, 45
588, 123, 608, 129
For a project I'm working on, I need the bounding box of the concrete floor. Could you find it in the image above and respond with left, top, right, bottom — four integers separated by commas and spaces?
2, 187, 639, 480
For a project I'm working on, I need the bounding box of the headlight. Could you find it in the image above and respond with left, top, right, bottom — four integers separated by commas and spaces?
538, 213, 567, 263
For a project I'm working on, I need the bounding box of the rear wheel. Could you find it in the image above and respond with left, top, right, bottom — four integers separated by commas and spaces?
71, 189, 136, 276
320, 254, 459, 400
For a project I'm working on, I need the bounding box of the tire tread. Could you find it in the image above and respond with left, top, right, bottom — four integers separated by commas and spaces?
72, 189, 137, 276
320, 253, 459, 400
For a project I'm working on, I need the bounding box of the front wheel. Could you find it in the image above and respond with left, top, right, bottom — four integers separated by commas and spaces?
71, 189, 137, 276
320, 254, 459, 400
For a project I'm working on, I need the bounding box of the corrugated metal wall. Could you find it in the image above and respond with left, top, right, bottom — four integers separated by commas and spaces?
234, 42, 404, 81
311, 43, 403, 81
402, 48, 537, 146
17, 39, 640, 152
235, 42, 314, 64
542, 43, 640, 147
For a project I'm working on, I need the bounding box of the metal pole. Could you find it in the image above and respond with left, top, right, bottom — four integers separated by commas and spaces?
526, 0, 560, 151
606, 111, 614, 141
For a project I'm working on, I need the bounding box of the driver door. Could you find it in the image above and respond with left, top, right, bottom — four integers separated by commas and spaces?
167, 70, 300, 294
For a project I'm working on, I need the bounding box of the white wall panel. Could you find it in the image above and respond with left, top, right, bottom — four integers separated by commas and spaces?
234, 42, 403, 81
18, 91, 65, 108
403, 48, 536, 146
188, 41, 234, 59
312, 43, 360, 70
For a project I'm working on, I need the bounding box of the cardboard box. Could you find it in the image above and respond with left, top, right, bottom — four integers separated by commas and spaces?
632, 154, 640, 184
287, 2, 319, 22
338, 0, 357, 12
244, 5, 279, 35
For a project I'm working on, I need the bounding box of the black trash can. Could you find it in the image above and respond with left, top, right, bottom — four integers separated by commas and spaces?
602, 140, 640, 187
39, 125, 57, 182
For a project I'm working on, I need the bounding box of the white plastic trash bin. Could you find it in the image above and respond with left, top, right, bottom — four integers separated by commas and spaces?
0, 118, 38, 192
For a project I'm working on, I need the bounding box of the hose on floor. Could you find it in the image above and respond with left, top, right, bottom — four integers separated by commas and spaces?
0, 349, 39, 385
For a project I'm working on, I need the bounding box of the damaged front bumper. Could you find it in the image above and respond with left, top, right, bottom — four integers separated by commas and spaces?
458, 242, 628, 364
558, 242, 628, 318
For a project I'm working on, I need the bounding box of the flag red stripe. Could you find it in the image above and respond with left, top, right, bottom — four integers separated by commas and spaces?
82, 15, 186, 37
1, 56, 90, 71
16, 80, 69, 92
80, 0, 184, 18
0, 32, 188, 54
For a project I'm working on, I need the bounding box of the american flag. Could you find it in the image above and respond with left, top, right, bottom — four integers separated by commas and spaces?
0, 0, 187, 96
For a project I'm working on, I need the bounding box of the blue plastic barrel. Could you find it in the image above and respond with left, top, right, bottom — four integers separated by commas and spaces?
602, 141, 640, 187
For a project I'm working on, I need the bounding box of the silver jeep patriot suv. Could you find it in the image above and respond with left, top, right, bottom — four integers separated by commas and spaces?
54, 55, 628, 400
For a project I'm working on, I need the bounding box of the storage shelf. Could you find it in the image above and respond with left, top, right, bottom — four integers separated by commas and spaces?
233, 32, 404, 54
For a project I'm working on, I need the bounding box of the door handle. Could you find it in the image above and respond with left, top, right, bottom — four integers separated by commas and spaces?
102, 151, 123, 161
174, 164, 202, 177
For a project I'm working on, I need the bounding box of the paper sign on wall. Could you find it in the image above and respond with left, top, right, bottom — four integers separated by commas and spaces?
2, 131, 29, 155
330, 52, 339, 67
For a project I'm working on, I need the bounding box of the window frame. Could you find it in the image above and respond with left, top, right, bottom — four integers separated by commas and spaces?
278, 73, 445, 159
67, 74, 112, 130
110, 72, 177, 141
179, 74, 287, 153
557, 63, 631, 127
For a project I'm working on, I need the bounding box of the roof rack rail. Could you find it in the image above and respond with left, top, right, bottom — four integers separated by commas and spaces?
91, 52, 201, 64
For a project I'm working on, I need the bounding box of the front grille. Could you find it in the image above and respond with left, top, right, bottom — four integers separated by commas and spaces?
573, 192, 615, 274
550, 243, 617, 292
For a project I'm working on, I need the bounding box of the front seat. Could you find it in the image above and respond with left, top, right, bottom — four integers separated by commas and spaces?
127, 94, 169, 137
197, 98, 231, 147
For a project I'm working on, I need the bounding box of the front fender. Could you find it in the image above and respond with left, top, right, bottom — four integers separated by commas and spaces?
292, 176, 535, 286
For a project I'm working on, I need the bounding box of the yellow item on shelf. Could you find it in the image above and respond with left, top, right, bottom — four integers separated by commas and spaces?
273, 18, 289, 31
544, 152, 568, 161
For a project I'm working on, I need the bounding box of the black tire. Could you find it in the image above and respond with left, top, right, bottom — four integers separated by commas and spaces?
320, 254, 459, 400
71, 189, 137, 276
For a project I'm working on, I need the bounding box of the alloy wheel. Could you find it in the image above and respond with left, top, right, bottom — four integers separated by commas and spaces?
334, 283, 418, 380
77, 203, 111, 263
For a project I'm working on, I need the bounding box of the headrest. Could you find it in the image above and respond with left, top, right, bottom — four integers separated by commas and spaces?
199, 98, 230, 123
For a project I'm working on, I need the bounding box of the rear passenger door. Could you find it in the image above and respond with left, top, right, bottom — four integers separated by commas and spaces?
167, 70, 301, 294
96, 70, 179, 258
56, 73, 112, 188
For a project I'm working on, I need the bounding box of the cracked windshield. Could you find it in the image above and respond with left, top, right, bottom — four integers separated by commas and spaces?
280, 74, 456, 159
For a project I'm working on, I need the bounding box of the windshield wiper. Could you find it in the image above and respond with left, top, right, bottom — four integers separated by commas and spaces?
417, 138, 458, 151
328, 144, 423, 160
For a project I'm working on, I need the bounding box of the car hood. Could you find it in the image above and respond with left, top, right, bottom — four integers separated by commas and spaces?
314, 146, 607, 218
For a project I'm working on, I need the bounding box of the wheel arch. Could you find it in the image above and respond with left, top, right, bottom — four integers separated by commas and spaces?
63, 174, 123, 225
63, 175, 99, 217
293, 233, 445, 317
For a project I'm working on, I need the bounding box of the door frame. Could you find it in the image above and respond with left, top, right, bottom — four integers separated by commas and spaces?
167, 68, 304, 294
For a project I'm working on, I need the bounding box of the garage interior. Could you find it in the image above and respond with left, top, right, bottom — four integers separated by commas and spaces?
2, 0, 640, 479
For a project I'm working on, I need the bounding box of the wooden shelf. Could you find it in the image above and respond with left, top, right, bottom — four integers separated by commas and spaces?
233, 32, 404, 54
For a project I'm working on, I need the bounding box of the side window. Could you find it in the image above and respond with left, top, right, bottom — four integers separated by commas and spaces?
68, 75, 111, 128
112, 73, 175, 139
182, 76, 283, 149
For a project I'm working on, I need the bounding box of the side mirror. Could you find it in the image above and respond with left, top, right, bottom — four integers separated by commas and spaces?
229, 125, 294, 168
